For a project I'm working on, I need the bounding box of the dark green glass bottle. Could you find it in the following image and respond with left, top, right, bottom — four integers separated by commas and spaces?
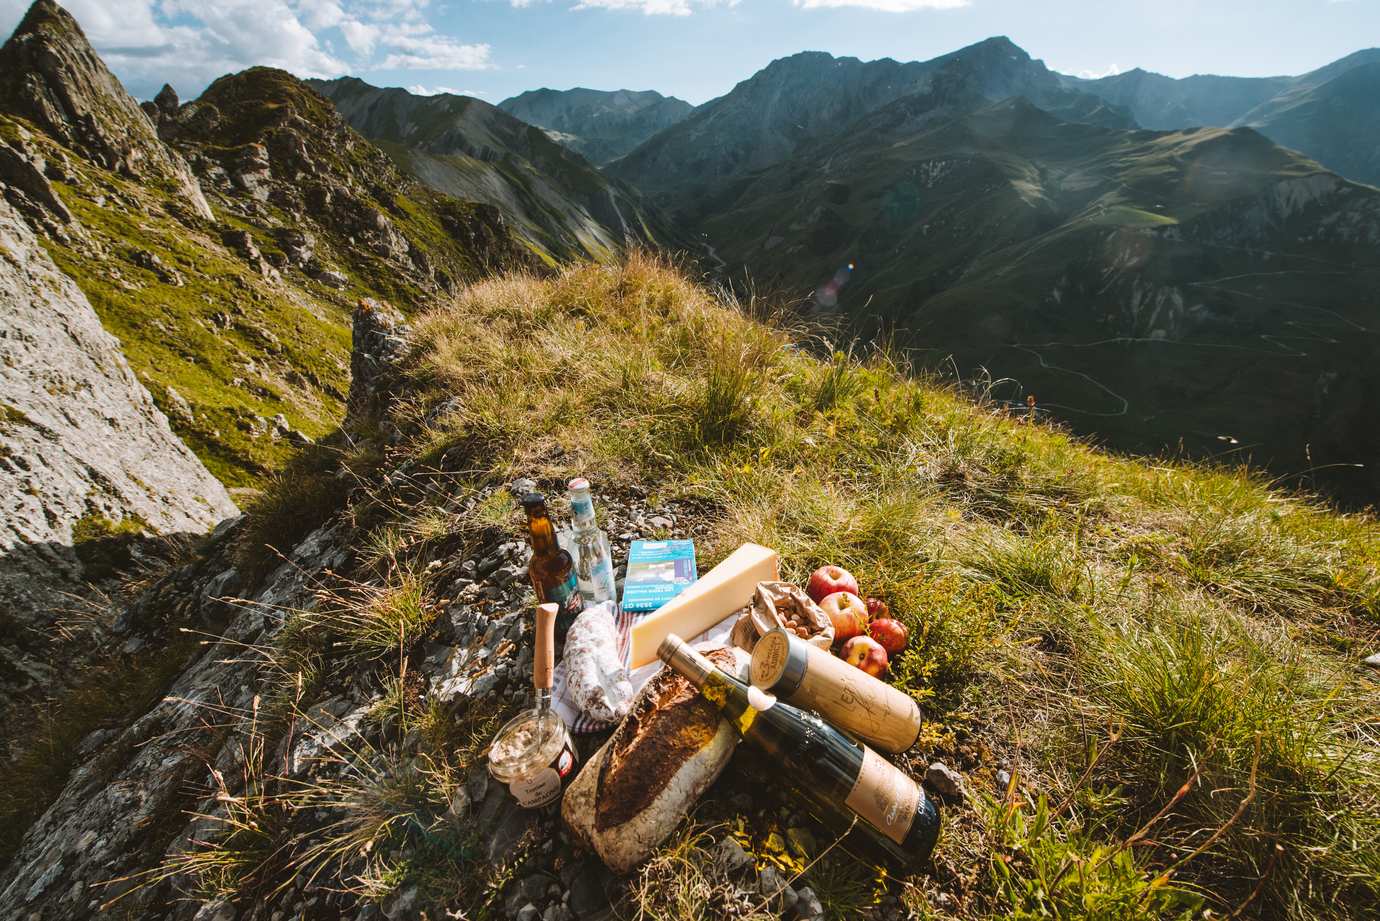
658, 634, 940, 870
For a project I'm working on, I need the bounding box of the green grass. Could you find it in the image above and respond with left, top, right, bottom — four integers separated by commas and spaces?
35, 161, 350, 488
390, 254, 1379, 920
153, 254, 1379, 920
70, 512, 149, 544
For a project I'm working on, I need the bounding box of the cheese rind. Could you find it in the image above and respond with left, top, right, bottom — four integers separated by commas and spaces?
627, 543, 780, 668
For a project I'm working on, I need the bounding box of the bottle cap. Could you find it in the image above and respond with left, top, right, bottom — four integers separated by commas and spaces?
568, 477, 590, 491
521, 492, 547, 510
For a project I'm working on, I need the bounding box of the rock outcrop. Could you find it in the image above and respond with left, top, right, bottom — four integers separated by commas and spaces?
0, 195, 236, 697
0, 0, 212, 220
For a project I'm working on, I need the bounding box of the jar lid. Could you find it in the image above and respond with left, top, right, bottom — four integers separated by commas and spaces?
488, 708, 564, 775
749, 627, 807, 697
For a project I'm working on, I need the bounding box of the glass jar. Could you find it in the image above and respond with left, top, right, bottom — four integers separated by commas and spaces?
487, 708, 578, 809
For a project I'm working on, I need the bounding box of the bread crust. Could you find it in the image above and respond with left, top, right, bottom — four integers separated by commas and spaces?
562, 646, 745, 873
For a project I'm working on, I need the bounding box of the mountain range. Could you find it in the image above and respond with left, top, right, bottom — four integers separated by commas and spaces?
3, 0, 1378, 505
498, 87, 693, 165
1066, 50, 1380, 187
588, 40, 1380, 504
308, 77, 674, 263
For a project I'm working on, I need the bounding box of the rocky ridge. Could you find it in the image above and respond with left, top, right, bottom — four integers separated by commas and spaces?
0, 0, 211, 220
0, 303, 862, 921
309, 77, 677, 263
0, 192, 236, 710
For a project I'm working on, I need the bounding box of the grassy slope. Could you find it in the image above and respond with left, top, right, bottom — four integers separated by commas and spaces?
697, 100, 1380, 503
317, 254, 1379, 920
0, 68, 529, 489
0, 112, 350, 487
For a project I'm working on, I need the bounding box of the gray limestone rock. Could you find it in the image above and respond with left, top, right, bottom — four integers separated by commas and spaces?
0, 196, 236, 697
925, 761, 964, 798
0, 1, 212, 220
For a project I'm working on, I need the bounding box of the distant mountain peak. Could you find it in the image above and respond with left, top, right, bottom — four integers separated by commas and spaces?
497, 84, 693, 164
0, 0, 211, 218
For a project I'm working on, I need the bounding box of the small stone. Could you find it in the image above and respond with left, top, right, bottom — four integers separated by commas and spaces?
758, 866, 796, 912
543, 905, 574, 921
519, 873, 549, 903
996, 769, 1013, 789
715, 836, 753, 876
381, 884, 418, 921
795, 886, 825, 921
193, 900, 236, 921
1364, 652, 1380, 669
925, 761, 963, 798
515, 904, 540, 921
647, 515, 674, 531
511, 477, 538, 496
317, 268, 348, 288
567, 862, 614, 919
446, 788, 471, 824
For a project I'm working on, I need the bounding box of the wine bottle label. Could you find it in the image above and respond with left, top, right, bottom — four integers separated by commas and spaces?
507, 738, 578, 809
549, 573, 584, 624
846, 747, 920, 845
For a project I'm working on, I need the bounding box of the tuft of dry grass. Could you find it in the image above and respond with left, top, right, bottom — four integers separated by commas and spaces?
137, 253, 1379, 920
391, 253, 1379, 920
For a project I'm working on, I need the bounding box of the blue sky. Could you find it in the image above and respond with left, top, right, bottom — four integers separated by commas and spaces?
1, 0, 1376, 104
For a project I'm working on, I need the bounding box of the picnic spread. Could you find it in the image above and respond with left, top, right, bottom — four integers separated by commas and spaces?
490, 478, 940, 876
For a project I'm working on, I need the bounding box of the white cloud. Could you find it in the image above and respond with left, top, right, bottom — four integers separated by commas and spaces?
792, 0, 968, 11
0, 0, 492, 100
296, 0, 347, 29
406, 84, 485, 96
571, 0, 738, 14
339, 19, 380, 54
379, 32, 492, 69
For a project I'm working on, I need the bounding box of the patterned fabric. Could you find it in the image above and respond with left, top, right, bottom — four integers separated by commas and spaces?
553, 603, 739, 733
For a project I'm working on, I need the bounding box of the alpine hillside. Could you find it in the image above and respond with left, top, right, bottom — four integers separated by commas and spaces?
0, 0, 535, 492
498, 87, 693, 165
310, 78, 676, 264
1067, 49, 1380, 187
613, 42, 1380, 505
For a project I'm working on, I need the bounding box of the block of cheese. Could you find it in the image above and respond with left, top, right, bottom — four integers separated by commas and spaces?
627, 542, 779, 668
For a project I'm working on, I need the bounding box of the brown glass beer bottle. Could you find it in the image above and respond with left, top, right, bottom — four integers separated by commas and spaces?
521, 493, 583, 637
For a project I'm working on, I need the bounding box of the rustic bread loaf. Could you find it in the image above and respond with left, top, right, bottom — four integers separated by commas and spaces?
561, 645, 748, 873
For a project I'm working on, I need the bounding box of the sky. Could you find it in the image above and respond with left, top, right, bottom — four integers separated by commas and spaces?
0, 0, 1376, 104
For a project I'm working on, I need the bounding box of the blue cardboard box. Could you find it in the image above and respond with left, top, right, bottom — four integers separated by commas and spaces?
621, 539, 697, 613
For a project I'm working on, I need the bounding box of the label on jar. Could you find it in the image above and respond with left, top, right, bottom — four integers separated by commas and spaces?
507, 736, 578, 809
845, 746, 920, 844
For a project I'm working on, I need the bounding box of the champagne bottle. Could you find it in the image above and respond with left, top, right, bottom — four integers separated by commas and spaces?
658, 634, 939, 870
522, 493, 583, 637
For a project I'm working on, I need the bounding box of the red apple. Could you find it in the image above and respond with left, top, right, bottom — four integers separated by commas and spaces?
841, 635, 889, 677
865, 596, 890, 620
868, 618, 909, 657
807, 565, 859, 604
819, 591, 869, 644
